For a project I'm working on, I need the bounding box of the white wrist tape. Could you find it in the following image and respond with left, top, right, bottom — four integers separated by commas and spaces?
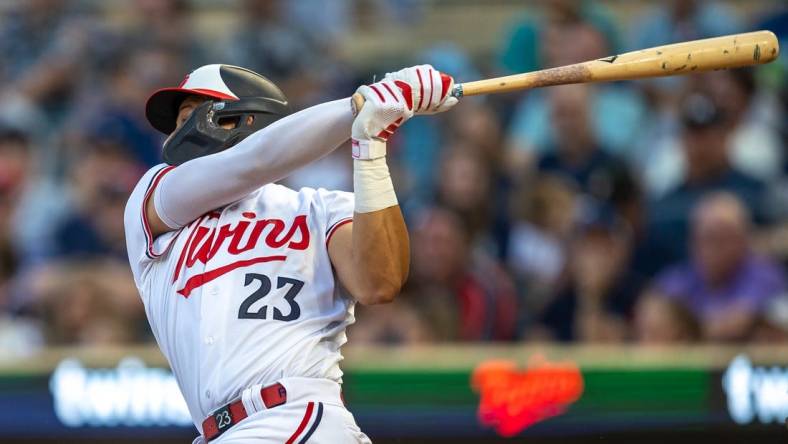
353, 157, 398, 213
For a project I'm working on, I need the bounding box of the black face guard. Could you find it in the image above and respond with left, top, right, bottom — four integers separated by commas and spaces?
162, 98, 289, 166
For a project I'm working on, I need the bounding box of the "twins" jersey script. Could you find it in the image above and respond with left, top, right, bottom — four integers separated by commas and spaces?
124, 165, 355, 430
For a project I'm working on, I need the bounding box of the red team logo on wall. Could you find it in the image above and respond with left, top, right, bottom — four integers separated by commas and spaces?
472, 355, 584, 437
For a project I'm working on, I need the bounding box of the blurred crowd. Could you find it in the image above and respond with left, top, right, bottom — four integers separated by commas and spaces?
0, 0, 786, 354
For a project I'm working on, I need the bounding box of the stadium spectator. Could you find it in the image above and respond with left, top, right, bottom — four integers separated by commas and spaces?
79, 46, 183, 167
33, 261, 144, 345
0, 0, 71, 83
629, 0, 742, 110
507, 174, 577, 314
704, 69, 784, 182
631, 0, 742, 52
349, 296, 432, 345
498, 0, 621, 75
0, 128, 31, 309
119, 0, 207, 69
225, 0, 350, 107
532, 85, 635, 200
650, 193, 786, 342
532, 203, 643, 342
647, 92, 769, 267
52, 140, 142, 260
0, 1, 115, 131
0, 128, 45, 354
0, 125, 68, 263
435, 144, 494, 245
409, 207, 518, 341
633, 292, 701, 344
504, 12, 647, 168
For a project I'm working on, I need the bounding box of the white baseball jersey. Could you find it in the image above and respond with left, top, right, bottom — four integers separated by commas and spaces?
124, 164, 356, 430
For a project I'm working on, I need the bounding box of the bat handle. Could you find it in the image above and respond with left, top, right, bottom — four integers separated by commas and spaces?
351, 80, 465, 116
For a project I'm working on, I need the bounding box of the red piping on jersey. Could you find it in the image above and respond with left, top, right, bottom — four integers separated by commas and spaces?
177, 255, 287, 297
285, 402, 315, 444
141, 165, 176, 258
326, 218, 353, 246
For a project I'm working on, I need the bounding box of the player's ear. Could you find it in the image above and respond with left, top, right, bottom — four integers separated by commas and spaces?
246, 115, 255, 126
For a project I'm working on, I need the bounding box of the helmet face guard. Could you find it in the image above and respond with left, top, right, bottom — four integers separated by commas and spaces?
162, 97, 288, 166
146, 64, 291, 165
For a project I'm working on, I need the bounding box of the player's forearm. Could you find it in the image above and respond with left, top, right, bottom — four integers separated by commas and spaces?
154, 99, 353, 229
351, 206, 410, 304
335, 68, 456, 303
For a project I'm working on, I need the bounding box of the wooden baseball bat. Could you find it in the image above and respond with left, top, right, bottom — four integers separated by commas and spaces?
351, 30, 779, 113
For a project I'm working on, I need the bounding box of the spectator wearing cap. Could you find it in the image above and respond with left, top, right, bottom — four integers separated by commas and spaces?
650, 192, 786, 342
647, 92, 769, 268
530, 202, 644, 342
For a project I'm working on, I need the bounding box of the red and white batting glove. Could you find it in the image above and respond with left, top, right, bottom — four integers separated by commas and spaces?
351, 78, 414, 160
384, 64, 458, 115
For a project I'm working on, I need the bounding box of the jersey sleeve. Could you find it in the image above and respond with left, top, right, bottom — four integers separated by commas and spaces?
315, 188, 355, 246
124, 164, 180, 284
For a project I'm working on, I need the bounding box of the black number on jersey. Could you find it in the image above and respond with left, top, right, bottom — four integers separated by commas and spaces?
238, 273, 271, 319
272, 277, 303, 321
238, 273, 304, 321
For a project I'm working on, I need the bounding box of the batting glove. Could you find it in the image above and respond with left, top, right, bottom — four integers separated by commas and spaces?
384, 64, 458, 114
351, 78, 414, 160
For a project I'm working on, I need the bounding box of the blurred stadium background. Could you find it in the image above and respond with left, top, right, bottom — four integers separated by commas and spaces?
0, 0, 786, 442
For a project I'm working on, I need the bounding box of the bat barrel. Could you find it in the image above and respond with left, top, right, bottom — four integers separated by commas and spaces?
455, 30, 780, 98
588, 30, 779, 82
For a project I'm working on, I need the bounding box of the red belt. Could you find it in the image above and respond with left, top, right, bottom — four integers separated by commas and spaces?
202, 382, 287, 442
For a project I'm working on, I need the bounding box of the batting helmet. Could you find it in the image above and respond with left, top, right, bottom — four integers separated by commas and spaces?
145, 64, 290, 166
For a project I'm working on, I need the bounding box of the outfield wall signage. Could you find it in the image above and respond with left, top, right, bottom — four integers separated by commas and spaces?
722, 354, 788, 426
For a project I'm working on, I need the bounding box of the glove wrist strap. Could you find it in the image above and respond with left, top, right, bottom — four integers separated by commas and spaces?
351, 138, 387, 160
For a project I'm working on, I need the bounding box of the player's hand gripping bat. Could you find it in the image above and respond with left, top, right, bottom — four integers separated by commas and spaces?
351, 30, 779, 113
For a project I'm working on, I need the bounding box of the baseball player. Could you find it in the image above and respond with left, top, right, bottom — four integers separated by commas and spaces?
123, 64, 456, 443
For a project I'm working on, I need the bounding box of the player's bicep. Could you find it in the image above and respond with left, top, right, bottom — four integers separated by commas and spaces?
327, 222, 365, 300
